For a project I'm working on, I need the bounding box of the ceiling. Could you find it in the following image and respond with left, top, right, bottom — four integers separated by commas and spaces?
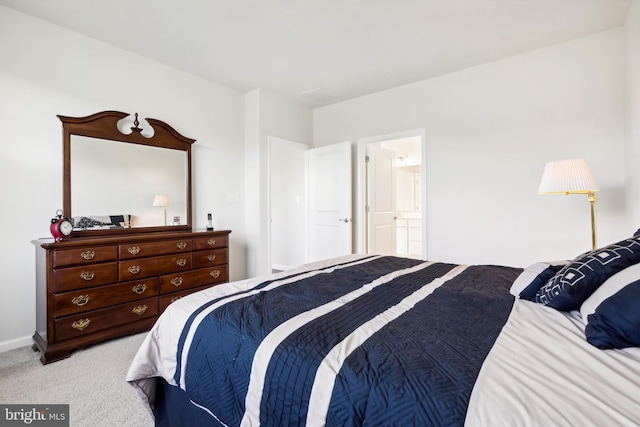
0, 0, 633, 107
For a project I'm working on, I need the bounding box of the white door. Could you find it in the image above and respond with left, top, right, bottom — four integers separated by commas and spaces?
269, 137, 308, 272
308, 142, 352, 262
366, 145, 396, 255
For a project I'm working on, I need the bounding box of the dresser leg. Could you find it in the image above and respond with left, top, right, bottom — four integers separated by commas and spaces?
32, 332, 72, 364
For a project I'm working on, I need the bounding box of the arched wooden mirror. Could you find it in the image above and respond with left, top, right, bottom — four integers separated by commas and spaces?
59, 111, 194, 237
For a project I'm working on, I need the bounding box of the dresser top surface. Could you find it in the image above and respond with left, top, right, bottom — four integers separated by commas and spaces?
32, 229, 231, 249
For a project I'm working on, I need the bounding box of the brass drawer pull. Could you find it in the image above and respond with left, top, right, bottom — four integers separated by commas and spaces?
210, 270, 220, 279
72, 295, 90, 307
176, 241, 187, 250
207, 239, 216, 246
207, 254, 217, 262
80, 271, 95, 281
132, 284, 147, 294
128, 246, 140, 255
81, 250, 95, 260
176, 258, 187, 267
132, 305, 147, 316
71, 318, 91, 331
128, 265, 141, 274
171, 277, 183, 287
170, 296, 181, 304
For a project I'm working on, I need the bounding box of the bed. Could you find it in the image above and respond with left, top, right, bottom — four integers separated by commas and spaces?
127, 236, 640, 426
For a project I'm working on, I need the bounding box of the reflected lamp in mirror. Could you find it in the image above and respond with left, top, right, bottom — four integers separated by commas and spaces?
153, 194, 170, 226
538, 158, 599, 250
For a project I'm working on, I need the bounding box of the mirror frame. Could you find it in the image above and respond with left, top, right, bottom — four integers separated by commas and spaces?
59, 110, 195, 237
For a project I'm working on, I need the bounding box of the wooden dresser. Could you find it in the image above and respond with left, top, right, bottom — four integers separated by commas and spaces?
32, 229, 231, 364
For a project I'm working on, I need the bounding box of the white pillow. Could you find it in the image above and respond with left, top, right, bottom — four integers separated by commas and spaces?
580, 262, 640, 323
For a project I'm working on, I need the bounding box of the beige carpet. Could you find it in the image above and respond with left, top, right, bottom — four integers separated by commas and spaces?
0, 333, 153, 426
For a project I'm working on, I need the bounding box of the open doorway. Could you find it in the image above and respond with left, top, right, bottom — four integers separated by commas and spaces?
356, 130, 426, 259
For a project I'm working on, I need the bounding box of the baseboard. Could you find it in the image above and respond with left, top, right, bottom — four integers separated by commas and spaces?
0, 335, 33, 354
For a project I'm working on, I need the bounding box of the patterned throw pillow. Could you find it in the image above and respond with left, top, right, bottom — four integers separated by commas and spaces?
535, 236, 640, 311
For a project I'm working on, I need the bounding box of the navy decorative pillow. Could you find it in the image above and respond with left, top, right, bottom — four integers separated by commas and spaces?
585, 280, 640, 349
579, 263, 640, 323
535, 236, 640, 311
510, 262, 566, 301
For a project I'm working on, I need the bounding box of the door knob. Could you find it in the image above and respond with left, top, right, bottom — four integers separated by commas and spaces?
338, 218, 351, 223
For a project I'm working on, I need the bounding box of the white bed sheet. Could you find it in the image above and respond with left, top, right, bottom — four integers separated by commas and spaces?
466, 299, 640, 427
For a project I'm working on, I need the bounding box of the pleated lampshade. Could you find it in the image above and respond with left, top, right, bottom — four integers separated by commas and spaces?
538, 159, 599, 195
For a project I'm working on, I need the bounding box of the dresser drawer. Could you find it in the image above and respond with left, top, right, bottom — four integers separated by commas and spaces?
54, 297, 158, 342
53, 278, 159, 317
193, 248, 228, 268
159, 265, 228, 294
53, 262, 119, 292
158, 284, 215, 312
119, 253, 192, 281
119, 239, 193, 259
193, 235, 228, 250
53, 245, 118, 268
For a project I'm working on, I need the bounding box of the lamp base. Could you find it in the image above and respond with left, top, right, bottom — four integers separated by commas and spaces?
588, 191, 597, 250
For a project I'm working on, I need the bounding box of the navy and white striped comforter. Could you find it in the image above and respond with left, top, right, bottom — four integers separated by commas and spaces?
130, 255, 519, 426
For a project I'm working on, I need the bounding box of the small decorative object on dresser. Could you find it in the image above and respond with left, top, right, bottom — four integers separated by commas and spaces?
32, 110, 227, 364
50, 209, 73, 241
207, 213, 214, 231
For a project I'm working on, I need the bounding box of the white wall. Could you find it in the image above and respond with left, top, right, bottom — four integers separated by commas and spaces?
0, 6, 246, 351
626, 2, 640, 229
314, 29, 627, 267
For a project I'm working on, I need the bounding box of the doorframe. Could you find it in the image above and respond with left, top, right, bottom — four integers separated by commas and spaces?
356, 129, 427, 258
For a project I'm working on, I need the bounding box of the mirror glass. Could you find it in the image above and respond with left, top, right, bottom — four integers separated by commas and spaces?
70, 136, 187, 229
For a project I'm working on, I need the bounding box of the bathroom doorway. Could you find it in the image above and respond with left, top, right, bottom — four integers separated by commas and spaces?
357, 130, 426, 259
